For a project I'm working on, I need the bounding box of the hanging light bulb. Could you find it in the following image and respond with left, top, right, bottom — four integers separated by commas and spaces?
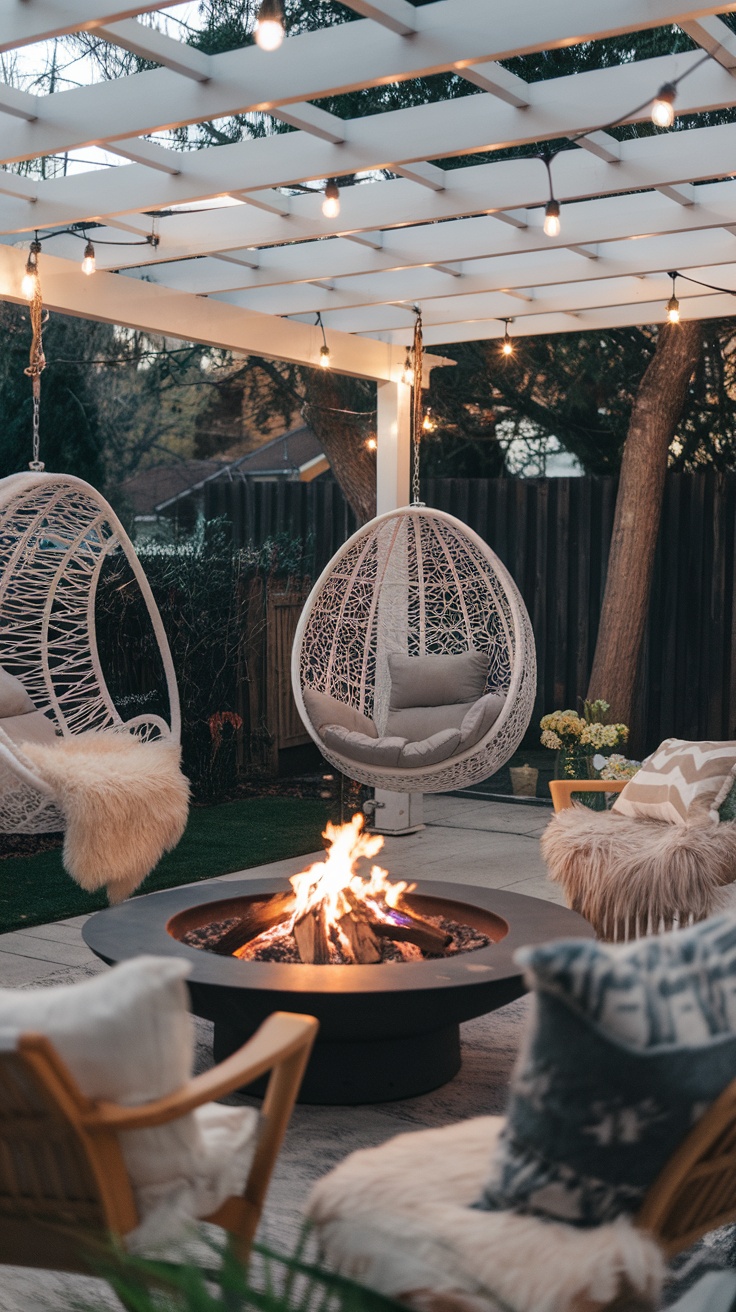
666, 271, 680, 324
254, 0, 285, 51
320, 344, 331, 368
21, 237, 41, 300
501, 320, 514, 356
401, 349, 413, 386
365, 436, 377, 451
322, 178, 340, 219
422, 409, 436, 433
81, 239, 96, 276
544, 199, 561, 238
652, 82, 676, 129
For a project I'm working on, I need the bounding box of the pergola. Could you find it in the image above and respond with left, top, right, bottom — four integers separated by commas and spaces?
2, 0, 736, 510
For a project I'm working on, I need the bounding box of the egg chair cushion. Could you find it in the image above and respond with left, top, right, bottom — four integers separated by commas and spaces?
0, 666, 35, 718
399, 729, 462, 767
0, 709, 58, 747
303, 687, 377, 739
459, 692, 507, 750
386, 701, 477, 740
321, 726, 407, 767
388, 652, 489, 710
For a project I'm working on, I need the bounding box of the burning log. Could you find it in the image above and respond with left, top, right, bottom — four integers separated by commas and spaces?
371, 906, 452, 955
338, 892, 382, 964
211, 892, 294, 956
294, 905, 331, 964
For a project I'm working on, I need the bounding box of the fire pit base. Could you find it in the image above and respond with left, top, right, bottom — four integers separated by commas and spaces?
214, 1018, 461, 1104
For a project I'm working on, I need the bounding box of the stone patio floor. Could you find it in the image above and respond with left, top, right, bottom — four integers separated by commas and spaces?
0, 794, 556, 1311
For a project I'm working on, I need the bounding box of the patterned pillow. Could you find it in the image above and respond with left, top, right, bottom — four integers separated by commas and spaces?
612, 738, 736, 825
477, 915, 736, 1227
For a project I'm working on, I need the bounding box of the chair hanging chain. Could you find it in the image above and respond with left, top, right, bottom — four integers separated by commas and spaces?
24, 271, 46, 472
411, 308, 424, 505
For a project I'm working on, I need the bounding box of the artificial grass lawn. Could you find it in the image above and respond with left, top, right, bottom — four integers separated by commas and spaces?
0, 797, 335, 934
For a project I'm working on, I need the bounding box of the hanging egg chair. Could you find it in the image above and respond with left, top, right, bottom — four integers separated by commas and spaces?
292, 504, 536, 793
0, 471, 180, 833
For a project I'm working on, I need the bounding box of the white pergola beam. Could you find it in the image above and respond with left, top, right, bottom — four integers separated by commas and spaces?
576, 131, 621, 163
0, 1, 184, 52
339, 0, 417, 37
269, 103, 347, 144
1, 49, 732, 241
0, 86, 39, 123
105, 137, 182, 173
459, 63, 530, 107
680, 15, 736, 71
392, 161, 447, 191
95, 20, 213, 82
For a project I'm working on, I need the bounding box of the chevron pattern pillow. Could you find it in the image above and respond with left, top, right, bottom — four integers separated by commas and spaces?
612, 738, 736, 825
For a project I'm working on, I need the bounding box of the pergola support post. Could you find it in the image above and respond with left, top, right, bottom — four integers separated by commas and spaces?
372, 378, 424, 835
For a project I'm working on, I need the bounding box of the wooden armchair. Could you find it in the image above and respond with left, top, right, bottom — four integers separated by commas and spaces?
0, 1011, 317, 1278
549, 779, 627, 811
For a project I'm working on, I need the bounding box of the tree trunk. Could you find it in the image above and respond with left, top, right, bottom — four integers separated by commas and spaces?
302, 370, 376, 524
587, 321, 702, 729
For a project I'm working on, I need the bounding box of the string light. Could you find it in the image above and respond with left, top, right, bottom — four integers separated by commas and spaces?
666, 271, 680, 323
21, 236, 41, 300
81, 239, 96, 276
316, 311, 331, 368
365, 436, 377, 451
401, 348, 413, 386
254, 0, 285, 51
322, 178, 340, 219
544, 199, 561, 238
652, 82, 676, 129
422, 409, 436, 433
501, 319, 514, 356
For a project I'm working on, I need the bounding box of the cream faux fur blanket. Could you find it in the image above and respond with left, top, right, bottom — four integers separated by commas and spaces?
307, 1117, 664, 1312
541, 804, 736, 940
23, 731, 190, 904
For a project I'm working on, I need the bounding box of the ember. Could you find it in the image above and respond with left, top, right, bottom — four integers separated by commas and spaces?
182, 814, 492, 964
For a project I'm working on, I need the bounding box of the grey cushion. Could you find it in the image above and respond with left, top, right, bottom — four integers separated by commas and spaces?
459, 692, 506, 749
0, 709, 57, 747
477, 914, 736, 1227
0, 666, 34, 719
399, 728, 462, 767
321, 725, 406, 767
386, 701, 475, 740
388, 652, 488, 710
303, 687, 377, 739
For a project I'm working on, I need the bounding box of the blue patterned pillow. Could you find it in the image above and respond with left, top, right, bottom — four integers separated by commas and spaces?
477, 915, 736, 1226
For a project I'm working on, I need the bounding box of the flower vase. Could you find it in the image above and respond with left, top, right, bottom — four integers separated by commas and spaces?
554, 745, 590, 781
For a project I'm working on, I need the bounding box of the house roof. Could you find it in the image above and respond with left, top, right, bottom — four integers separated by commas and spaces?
155, 426, 326, 510
120, 460, 226, 517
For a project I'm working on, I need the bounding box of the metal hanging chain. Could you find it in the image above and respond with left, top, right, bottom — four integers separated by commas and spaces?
24, 253, 46, 473
409, 307, 422, 506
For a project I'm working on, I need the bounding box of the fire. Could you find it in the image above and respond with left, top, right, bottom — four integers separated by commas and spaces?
288, 813, 410, 930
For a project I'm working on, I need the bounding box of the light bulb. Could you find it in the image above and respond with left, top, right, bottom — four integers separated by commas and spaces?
544, 199, 561, 238
320, 344, 331, 368
366, 436, 377, 451
254, 0, 284, 50
501, 326, 514, 356
422, 410, 436, 433
322, 178, 340, 219
21, 266, 38, 300
652, 83, 676, 129
81, 240, 96, 275
401, 350, 413, 386
666, 295, 680, 324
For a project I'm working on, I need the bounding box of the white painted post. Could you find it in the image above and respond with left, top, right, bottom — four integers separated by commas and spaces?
372, 378, 424, 835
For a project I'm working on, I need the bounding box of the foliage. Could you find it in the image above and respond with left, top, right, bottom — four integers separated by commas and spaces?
86, 1234, 404, 1312
95, 522, 311, 802
597, 754, 641, 782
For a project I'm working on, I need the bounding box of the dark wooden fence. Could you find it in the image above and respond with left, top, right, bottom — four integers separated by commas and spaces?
205, 470, 736, 754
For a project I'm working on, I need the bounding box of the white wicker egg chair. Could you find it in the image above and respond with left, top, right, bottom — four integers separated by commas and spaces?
292, 505, 536, 793
0, 471, 180, 834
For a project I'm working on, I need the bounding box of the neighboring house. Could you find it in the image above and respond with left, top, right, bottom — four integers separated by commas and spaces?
119, 427, 329, 536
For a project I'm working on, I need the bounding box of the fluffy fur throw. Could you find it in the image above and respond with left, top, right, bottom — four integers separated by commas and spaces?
541, 804, 736, 940
307, 1117, 664, 1312
23, 731, 189, 904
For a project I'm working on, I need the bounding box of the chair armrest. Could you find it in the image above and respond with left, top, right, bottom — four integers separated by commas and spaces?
83, 1011, 318, 1131
549, 779, 627, 812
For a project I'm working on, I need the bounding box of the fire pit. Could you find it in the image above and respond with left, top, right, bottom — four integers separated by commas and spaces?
83, 817, 591, 1103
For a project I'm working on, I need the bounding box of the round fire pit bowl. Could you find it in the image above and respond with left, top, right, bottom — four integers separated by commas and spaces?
83, 880, 591, 1104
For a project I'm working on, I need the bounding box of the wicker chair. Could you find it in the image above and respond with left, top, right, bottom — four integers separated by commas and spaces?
0, 1012, 317, 1284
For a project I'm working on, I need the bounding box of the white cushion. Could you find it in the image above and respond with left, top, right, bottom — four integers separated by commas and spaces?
0, 956, 258, 1251
0, 666, 34, 718
459, 693, 506, 750
388, 653, 488, 710
399, 729, 462, 767
304, 687, 377, 739
321, 725, 407, 767
386, 702, 476, 740
0, 709, 57, 747
613, 738, 736, 825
